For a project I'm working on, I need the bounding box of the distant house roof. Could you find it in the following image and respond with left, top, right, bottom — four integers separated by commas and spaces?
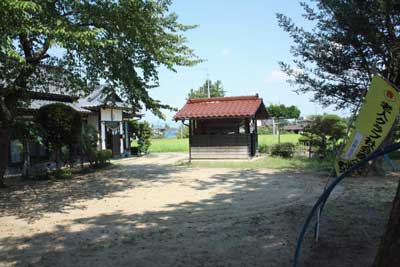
283, 124, 304, 131
77, 85, 128, 110
27, 99, 92, 113
29, 91, 78, 102
21, 85, 135, 115
174, 95, 268, 120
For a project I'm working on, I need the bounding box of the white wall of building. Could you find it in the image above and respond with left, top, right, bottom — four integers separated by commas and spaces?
100, 108, 122, 121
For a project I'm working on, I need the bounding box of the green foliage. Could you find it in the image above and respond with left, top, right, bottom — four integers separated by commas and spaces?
1, 0, 200, 130
128, 120, 140, 136
187, 80, 225, 99
130, 146, 139, 156
80, 124, 99, 166
270, 142, 296, 158
12, 118, 41, 143
60, 146, 70, 165
129, 120, 152, 154
176, 125, 189, 139
277, 1, 400, 110
35, 103, 81, 166
267, 104, 301, 144
258, 144, 269, 154
94, 149, 112, 166
258, 126, 272, 135
27, 169, 73, 181
267, 104, 301, 119
301, 114, 347, 157
137, 122, 152, 154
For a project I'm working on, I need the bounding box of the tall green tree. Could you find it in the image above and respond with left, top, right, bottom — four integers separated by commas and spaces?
11, 118, 41, 176
128, 120, 151, 154
267, 104, 301, 144
79, 124, 99, 167
35, 104, 82, 169
277, 1, 400, 264
187, 79, 225, 99
277, 1, 400, 110
267, 104, 301, 120
0, 0, 200, 185
301, 114, 347, 157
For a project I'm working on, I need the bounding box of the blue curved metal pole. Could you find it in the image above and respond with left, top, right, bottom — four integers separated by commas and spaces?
315, 150, 399, 238
293, 142, 400, 267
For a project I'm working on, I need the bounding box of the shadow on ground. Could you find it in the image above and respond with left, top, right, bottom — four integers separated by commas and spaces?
0, 163, 179, 221
0, 160, 398, 267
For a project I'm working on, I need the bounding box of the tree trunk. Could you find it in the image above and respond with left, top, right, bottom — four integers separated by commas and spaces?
68, 144, 74, 168
55, 147, 61, 170
0, 127, 11, 187
80, 148, 84, 169
373, 180, 400, 267
22, 140, 31, 177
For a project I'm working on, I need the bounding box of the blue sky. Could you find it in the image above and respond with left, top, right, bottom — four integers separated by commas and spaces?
145, 0, 351, 127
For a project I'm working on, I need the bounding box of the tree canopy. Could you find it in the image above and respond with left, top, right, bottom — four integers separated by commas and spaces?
301, 114, 347, 156
278, 3, 400, 264
267, 104, 301, 119
277, 0, 400, 110
35, 103, 82, 167
0, 0, 200, 182
187, 79, 225, 99
128, 120, 151, 154
0, 0, 200, 123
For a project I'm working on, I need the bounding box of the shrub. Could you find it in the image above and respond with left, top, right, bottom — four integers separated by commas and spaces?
301, 114, 347, 157
52, 169, 73, 179
137, 122, 151, 154
80, 124, 99, 166
26, 168, 73, 181
258, 144, 269, 154
95, 149, 112, 165
131, 146, 139, 156
35, 103, 81, 168
128, 120, 152, 154
270, 142, 295, 158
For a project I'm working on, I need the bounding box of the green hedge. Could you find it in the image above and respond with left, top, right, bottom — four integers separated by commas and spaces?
270, 143, 296, 158
94, 149, 112, 165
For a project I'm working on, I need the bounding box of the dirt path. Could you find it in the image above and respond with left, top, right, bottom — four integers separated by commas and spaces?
0, 154, 397, 266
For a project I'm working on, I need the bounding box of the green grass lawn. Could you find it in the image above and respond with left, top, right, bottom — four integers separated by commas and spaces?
148, 133, 301, 153
145, 134, 331, 171
258, 133, 300, 146
181, 156, 333, 172
149, 137, 189, 152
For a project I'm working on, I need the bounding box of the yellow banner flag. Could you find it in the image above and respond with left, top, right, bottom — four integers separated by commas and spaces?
335, 75, 400, 176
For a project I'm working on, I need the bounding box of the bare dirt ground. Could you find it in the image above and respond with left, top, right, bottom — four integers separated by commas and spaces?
0, 153, 398, 267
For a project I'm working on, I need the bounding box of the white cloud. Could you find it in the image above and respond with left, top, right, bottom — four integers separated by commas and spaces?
264, 68, 303, 84
264, 69, 288, 84
221, 49, 231, 56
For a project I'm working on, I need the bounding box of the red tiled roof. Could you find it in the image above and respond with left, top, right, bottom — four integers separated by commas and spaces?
174, 95, 268, 120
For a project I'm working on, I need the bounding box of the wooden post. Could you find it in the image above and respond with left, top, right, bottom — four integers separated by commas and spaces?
245, 118, 250, 157
254, 117, 258, 155
188, 120, 192, 162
